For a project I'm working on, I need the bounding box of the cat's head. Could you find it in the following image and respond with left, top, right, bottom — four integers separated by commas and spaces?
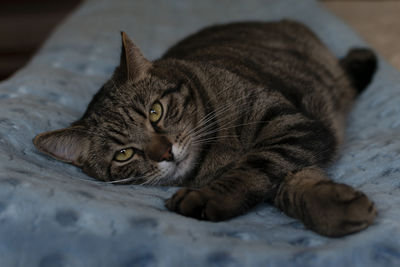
33, 32, 203, 185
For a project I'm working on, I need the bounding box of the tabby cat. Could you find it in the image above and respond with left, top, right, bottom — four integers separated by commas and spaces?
34, 20, 378, 237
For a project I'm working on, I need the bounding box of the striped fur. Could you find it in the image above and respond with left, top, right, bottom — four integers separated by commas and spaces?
33, 20, 377, 237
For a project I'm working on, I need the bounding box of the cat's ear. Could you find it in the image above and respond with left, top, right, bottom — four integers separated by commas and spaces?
33, 126, 89, 167
118, 31, 152, 82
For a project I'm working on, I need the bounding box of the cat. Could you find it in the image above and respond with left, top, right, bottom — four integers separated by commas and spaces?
33, 20, 378, 237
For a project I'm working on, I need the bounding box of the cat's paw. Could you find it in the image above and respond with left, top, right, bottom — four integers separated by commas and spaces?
305, 182, 377, 237
165, 188, 232, 221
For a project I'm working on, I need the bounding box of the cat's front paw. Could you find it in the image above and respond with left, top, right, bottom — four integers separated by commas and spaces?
165, 188, 232, 221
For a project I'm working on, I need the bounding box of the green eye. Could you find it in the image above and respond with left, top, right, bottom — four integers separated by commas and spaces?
149, 102, 163, 123
114, 148, 134, 162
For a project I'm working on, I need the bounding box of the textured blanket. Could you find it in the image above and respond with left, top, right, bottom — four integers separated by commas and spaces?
1, 0, 400, 266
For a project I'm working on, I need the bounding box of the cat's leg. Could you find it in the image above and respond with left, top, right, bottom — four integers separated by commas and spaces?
274, 166, 377, 237
165, 164, 376, 236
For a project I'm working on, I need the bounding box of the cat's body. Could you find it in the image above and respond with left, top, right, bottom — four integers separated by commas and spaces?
34, 20, 377, 237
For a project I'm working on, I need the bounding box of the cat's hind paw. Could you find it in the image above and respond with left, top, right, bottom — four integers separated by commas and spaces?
306, 182, 377, 237
275, 167, 377, 237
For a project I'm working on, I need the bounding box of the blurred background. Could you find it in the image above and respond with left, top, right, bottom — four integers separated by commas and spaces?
0, 0, 399, 81
0, 0, 81, 81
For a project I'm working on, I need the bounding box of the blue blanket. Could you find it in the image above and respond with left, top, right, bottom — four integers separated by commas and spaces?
1, 0, 400, 266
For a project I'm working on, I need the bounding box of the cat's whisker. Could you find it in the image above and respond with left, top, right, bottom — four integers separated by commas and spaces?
188, 114, 275, 147
191, 135, 239, 145
193, 120, 274, 140
188, 103, 255, 139
107, 169, 154, 185
140, 171, 164, 186
82, 178, 112, 185
186, 93, 251, 135
185, 109, 222, 136
187, 98, 252, 138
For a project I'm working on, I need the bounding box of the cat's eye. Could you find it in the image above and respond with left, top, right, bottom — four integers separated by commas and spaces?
114, 148, 134, 162
149, 102, 163, 123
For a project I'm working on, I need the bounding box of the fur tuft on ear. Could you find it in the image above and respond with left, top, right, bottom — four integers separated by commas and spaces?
117, 31, 152, 82
33, 126, 89, 166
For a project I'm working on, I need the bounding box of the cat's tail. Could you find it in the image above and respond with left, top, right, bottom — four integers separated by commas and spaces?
340, 48, 377, 94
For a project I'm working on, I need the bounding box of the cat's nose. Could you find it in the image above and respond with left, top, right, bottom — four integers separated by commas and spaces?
160, 146, 174, 162
146, 136, 174, 162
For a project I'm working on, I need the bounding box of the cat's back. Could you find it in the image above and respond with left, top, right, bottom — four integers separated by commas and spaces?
162, 20, 339, 87
163, 20, 326, 63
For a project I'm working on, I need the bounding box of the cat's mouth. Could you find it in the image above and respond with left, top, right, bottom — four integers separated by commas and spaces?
176, 154, 188, 166
168, 154, 191, 178
158, 148, 196, 184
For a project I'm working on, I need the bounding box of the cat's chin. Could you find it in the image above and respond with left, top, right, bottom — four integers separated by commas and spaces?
157, 151, 197, 185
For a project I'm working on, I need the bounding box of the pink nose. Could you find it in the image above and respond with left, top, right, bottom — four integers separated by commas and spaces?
160, 146, 173, 162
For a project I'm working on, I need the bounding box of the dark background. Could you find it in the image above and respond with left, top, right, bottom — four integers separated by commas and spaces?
1, 0, 399, 81
0, 0, 82, 81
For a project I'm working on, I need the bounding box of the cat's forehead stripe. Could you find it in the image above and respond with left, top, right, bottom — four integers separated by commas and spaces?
130, 106, 146, 119
161, 81, 184, 98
